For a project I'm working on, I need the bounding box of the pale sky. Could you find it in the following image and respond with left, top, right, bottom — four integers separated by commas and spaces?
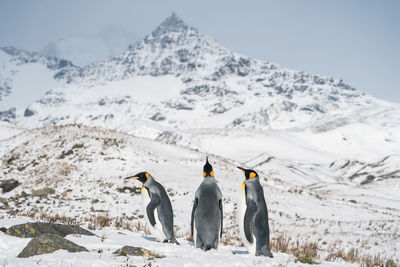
0, 0, 399, 102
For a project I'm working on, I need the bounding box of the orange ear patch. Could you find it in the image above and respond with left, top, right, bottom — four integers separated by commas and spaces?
203, 171, 206, 177
145, 173, 150, 179
210, 170, 214, 177
249, 172, 256, 179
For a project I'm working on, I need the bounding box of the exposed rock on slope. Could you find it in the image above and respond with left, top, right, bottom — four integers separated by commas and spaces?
2, 222, 94, 238
17, 233, 88, 258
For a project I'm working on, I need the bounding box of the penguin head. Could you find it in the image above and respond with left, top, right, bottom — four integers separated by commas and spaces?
237, 167, 258, 180
124, 172, 150, 183
203, 156, 214, 177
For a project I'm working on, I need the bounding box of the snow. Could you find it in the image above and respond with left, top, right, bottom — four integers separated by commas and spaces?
0, 223, 323, 267
0, 125, 398, 266
0, 121, 24, 141
68, 75, 184, 103
0, 63, 61, 110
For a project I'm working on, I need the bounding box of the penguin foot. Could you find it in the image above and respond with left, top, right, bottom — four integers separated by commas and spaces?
163, 238, 180, 245
201, 244, 212, 251
256, 247, 273, 258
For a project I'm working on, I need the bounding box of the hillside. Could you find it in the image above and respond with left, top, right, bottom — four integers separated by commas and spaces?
0, 124, 398, 266
0, 46, 80, 112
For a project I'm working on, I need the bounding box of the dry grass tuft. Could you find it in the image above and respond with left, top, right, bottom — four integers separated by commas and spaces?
326, 247, 398, 267
14, 212, 142, 232
186, 235, 194, 243
270, 234, 317, 264
142, 249, 165, 260
58, 162, 74, 176
270, 233, 398, 266
220, 233, 242, 246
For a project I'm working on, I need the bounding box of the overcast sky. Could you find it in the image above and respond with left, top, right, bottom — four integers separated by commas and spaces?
1, 0, 399, 102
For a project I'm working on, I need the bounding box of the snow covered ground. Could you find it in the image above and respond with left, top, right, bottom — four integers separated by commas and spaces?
0, 121, 24, 141
1, 218, 358, 267
0, 124, 398, 266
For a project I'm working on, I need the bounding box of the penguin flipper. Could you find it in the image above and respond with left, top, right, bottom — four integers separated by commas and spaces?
219, 199, 223, 238
244, 200, 257, 243
146, 194, 161, 227
190, 197, 198, 237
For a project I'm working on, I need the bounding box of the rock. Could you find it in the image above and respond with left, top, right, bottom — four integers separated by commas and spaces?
91, 198, 99, 204
113, 246, 163, 258
3, 222, 95, 238
31, 187, 55, 197
17, 234, 88, 258
150, 112, 166, 121
116, 186, 141, 194
23, 107, 36, 117
0, 179, 20, 193
0, 107, 16, 121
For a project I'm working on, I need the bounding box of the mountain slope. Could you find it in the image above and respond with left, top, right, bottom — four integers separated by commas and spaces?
0, 46, 81, 111
0, 124, 398, 265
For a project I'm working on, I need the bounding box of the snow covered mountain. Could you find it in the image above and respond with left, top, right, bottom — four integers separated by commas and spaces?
0, 46, 80, 113
9, 13, 397, 158
14, 13, 397, 129
40, 26, 139, 66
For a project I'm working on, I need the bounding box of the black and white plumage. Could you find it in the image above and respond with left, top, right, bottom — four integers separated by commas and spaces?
191, 157, 223, 251
125, 172, 179, 244
237, 167, 273, 257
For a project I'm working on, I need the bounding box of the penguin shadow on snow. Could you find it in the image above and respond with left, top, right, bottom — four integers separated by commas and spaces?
232, 250, 250, 255
141, 235, 157, 242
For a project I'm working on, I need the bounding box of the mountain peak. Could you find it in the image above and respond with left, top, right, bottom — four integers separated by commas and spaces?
151, 12, 191, 37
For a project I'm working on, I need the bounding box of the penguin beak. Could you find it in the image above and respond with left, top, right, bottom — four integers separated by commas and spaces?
237, 166, 246, 173
124, 176, 138, 180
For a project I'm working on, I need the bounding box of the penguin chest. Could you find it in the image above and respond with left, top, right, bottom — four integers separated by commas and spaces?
237, 183, 257, 255
141, 186, 166, 242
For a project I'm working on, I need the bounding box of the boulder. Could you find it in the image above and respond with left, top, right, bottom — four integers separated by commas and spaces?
113, 246, 162, 258
23, 107, 36, 117
17, 234, 88, 258
0, 179, 20, 193
2, 222, 95, 238
31, 187, 55, 197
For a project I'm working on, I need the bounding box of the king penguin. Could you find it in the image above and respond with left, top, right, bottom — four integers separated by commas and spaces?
237, 167, 273, 257
191, 157, 223, 251
125, 172, 179, 244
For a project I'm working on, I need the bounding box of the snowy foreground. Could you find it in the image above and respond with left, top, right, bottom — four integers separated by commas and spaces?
0, 124, 398, 266
0, 217, 355, 267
